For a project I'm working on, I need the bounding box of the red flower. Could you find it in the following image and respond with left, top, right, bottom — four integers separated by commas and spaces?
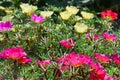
89, 62, 106, 80
101, 10, 118, 21
60, 38, 75, 48
90, 69, 106, 80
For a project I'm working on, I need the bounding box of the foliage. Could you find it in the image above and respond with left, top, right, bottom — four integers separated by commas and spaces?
0, 0, 120, 80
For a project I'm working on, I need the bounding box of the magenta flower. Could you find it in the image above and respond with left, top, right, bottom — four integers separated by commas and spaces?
94, 34, 100, 42
104, 75, 116, 80
86, 33, 100, 42
86, 33, 91, 38
37, 59, 52, 67
57, 57, 70, 72
89, 62, 103, 70
101, 10, 118, 21
112, 54, 120, 66
59, 52, 92, 67
31, 14, 45, 23
60, 38, 75, 48
0, 21, 13, 31
102, 32, 117, 41
17, 77, 24, 80
37, 59, 52, 72
94, 53, 111, 63
0, 47, 32, 64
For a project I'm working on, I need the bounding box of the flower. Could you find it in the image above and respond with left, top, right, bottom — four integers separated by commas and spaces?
20, 3, 37, 15
112, 54, 120, 66
0, 21, 13, 31
86, 33, 100, 42
18, 57, 32, 64
70, 54, 91, 67
40, 11, 54, 18
104, 75, 116, 80
90, 68, 106, 80
60, 38, 75, 48
0, 47, 32, 64
57, 57, 70, 72
37, 59, 52, 67
59, 52, 92, 67
94, 53, 111, 63
74, 16, 82, 21
101, 10, 118, 21
94, 34, 100, 42
37, 59, 52, 72
74, 23, 88, 34
102, 32, 117, 41
89, 62, 106, 80
17, 77, 24, 80
31, 14, 45, 23
60, 11, 72, 20
66, 6, 79, 15
0, 6, 12, 13
81, 11, 94, 20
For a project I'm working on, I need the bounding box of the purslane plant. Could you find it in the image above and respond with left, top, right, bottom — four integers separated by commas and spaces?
0, 3, 120, 80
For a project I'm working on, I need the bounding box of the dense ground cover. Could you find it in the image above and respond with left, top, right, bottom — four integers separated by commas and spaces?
0, 0, 120, 80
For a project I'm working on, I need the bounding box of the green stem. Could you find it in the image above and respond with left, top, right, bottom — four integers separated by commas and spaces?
13, 61, 17, 79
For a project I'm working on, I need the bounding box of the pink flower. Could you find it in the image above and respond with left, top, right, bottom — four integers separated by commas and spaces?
89, 62, 103, 70
101, 10, 118, 21
112, 54, 120, 66
37, 59, 52, 72
0, 47, 32, 64
57, 57, 70, 72
31, 14, 45, 23
102, 32, 117, 41
0, 21, 13, 31
59, 52, 92, 67
86, 33, 100, 42
86, 33, 91, 39
61, 63, 70, 72
94, 53, 111, 63
94, 34, 100, 42
104, 75, 116, 80
17, 78, 24, 80
37, 59, 52, 67
60, 38, 75, 48
0, 47, 27, 59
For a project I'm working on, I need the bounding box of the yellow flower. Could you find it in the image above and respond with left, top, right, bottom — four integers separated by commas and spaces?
60, 11, 72, 20
81, 11, 94, 20
20, 3, 37, 15
66, 6, 79, 15
40, 11, 54, 18
2, 15, 14, 21
74, 23, 88, 33
74, 16, 82, 21
0, 6, 12, 13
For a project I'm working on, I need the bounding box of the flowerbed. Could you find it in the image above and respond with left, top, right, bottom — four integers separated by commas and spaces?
0, 0, 120, 80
